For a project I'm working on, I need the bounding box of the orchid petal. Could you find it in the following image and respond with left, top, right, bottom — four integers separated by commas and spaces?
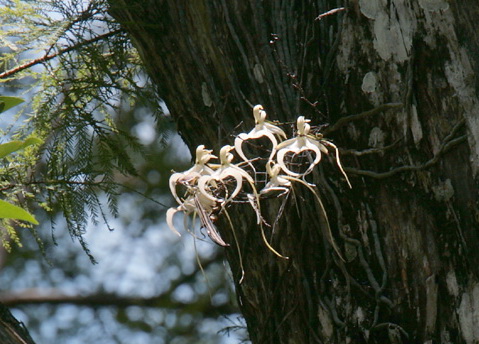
234, 129, 279, 163
166, 207, 182, 236
197, 145, 246, 204
265, 122, 287, 139
197, 169, 243, 204
259, 131, 280, 161
274, 116, 325, 177
168, 145, 217, 207
234, 105, 286, 164
316, 141, 329, 154
169, 173, 185, 204
234, 133, 250, 164
253, 104, 264, 123
195, 144, 217, 164
275, 137, 296, 151
169, 171, 202, 205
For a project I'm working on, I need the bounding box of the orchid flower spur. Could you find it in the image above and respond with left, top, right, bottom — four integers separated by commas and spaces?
234, 105, 287, 165
260, 161, 345, 261
275, 116, 328, 178
283, 173, 345, 261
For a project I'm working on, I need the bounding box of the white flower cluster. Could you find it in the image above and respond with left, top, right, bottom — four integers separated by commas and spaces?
167, 105, 351, 250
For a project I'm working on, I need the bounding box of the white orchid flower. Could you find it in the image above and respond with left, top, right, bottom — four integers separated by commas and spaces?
198, 145, 247, 204
166, 197, 196, 236
167, 145, 226, 243
234, 105, 287, 164
166, 187, 229, 246
169, 145, 217, 205
275, 116, 328, 178
260, 161, 291, 196
275, 116, 351, 187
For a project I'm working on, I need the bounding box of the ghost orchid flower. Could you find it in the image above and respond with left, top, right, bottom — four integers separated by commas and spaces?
275, 116, 328, 177
234, 105, 287, 164
260, 161, 291, 196
166, 197, 197, 236
169, 145, 217, 205
198, 145, 254, 204
168, 145, 229, 245
166, 189, 229, 247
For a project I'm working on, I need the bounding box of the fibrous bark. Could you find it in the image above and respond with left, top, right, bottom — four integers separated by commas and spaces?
108, 1, 479, 343
0, 303, 35, 344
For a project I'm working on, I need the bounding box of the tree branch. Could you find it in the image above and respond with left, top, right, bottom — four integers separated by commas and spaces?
1, 254, 233, 317
0, 29, 123, 80
0, 303, 36, 344
346, 121, 466, 179
323, 103, 403, 135
0, 289, 236, 317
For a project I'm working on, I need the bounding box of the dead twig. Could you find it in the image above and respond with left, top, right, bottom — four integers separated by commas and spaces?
315, 7, 346, 21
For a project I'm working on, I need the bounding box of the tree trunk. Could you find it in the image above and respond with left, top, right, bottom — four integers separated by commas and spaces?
109, 1, 479, 342
0, 303, 36, 344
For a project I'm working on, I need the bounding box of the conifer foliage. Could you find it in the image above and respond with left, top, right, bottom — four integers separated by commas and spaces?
0, 0, 160, 257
